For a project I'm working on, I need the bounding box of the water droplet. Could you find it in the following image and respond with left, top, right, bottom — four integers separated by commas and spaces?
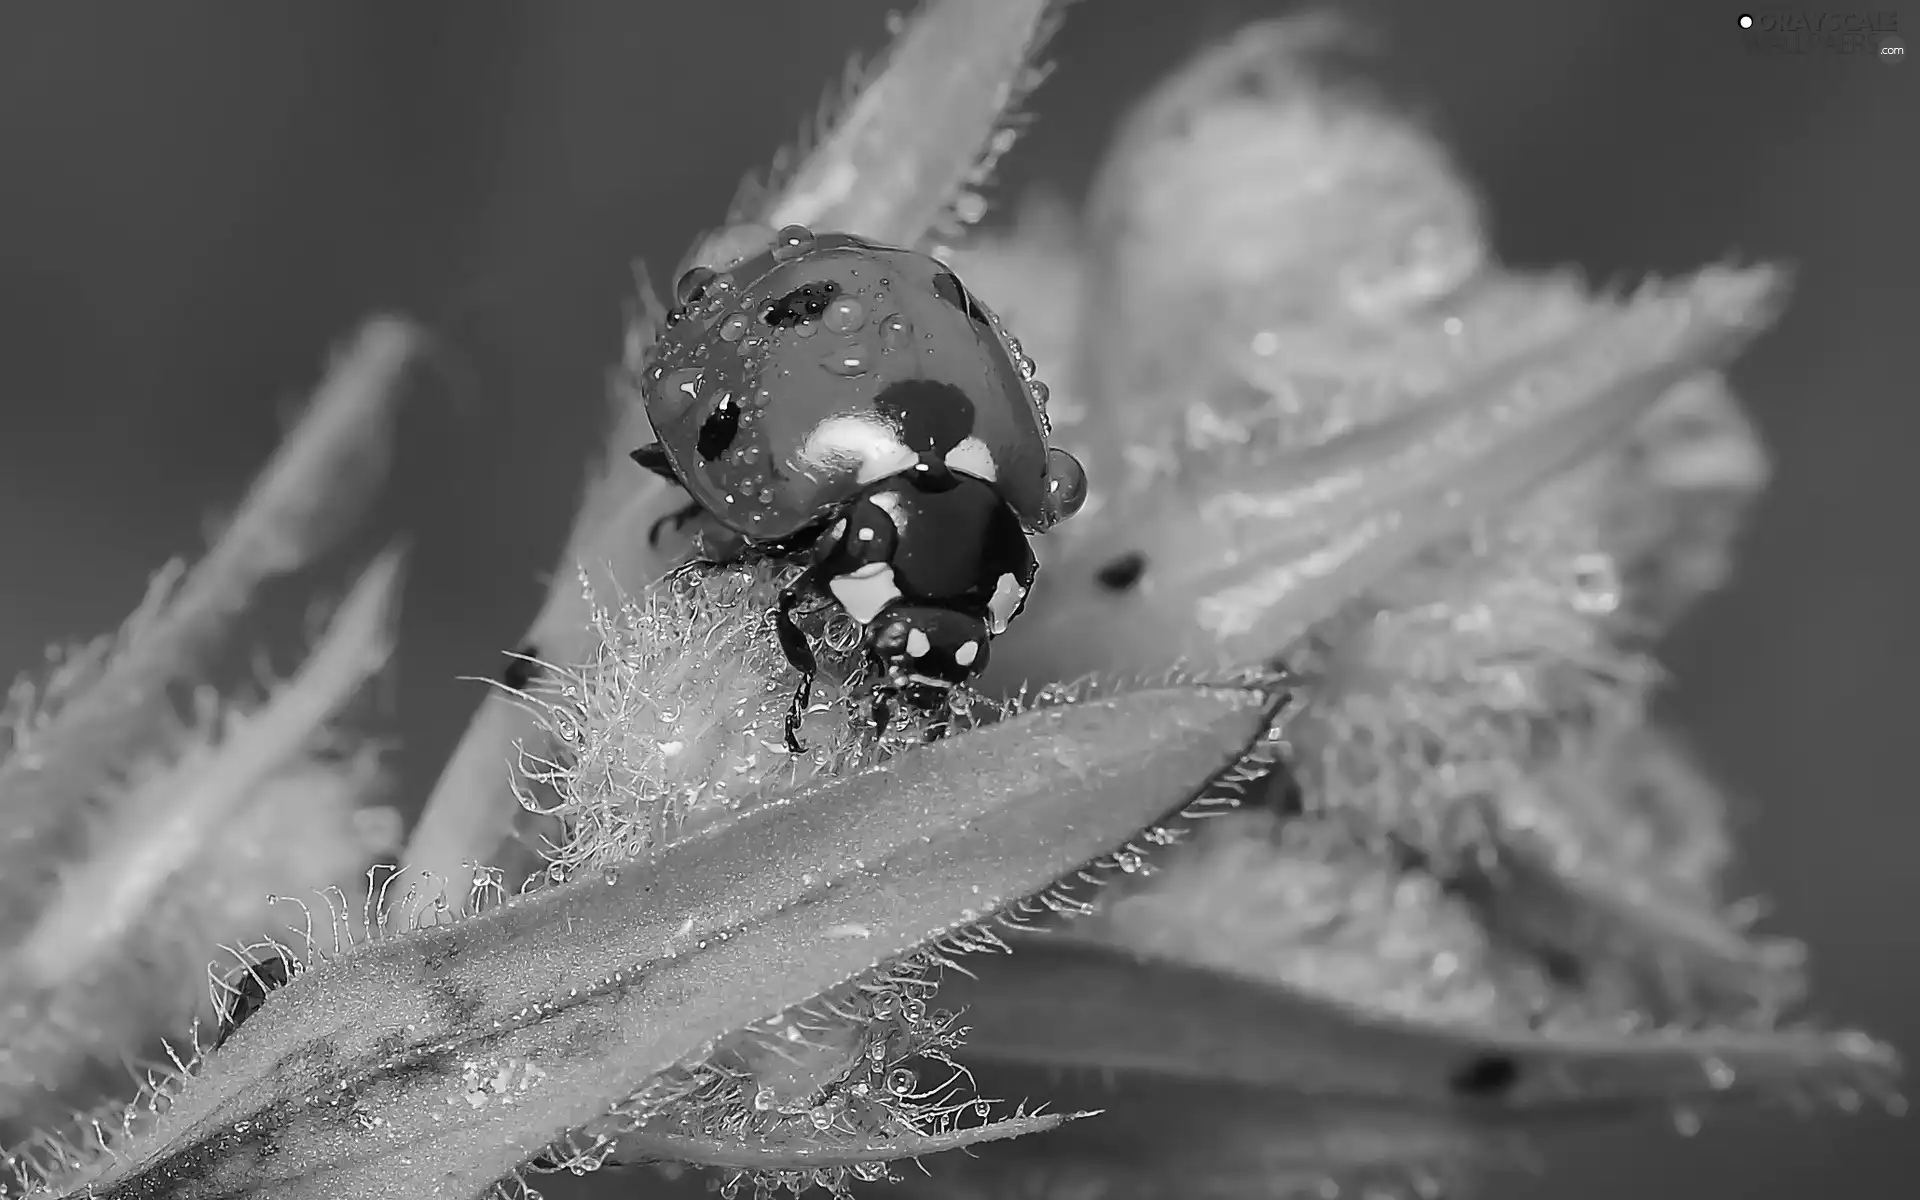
1671, 1107, 1703, 1136
870, 992, 897, 1018
661, 367, 704, 404
1016, 354, 1037, 380
674, 266, 718, 307
601, 866, 620, 886
973, 1100, 992, 1117
718, 313, 750, 342
1702, 1057, 1736, 1090
1570, 552, 1621, 616
1115, 851, 1144, 873
753, 1086, 776, 1111
886, 1067, 917, 1095
822, 347, 869, 376
1043, 447, 1088, 524
953, 192, 987, 225
808, 1106, 834, 1130
902, 997, 927, 1023
771, 225, 816, 261
823, 296, 867, 333
546, 863, 569, 884
793, 321, 819, 339
1027, 379, 1050, 407
877, 313, 912, 351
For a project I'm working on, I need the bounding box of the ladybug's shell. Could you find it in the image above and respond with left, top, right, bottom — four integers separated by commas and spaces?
643, 233, 1050, 540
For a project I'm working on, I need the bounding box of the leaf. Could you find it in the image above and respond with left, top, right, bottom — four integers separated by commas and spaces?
990, 265, 1788, 687
48, 678, 1281, 1200
1, 319, 417, 925
920, 939, 1899, 1199
740, 0, 1059, 246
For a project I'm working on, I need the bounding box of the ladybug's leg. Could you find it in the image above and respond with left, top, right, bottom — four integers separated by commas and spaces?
869, 691, 894, 741
628, 443, 681, 484
647, 500, 706, 550
775, 570, 825, 752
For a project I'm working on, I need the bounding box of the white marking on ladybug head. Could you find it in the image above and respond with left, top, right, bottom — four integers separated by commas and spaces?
905, 629, 931, 658
797, 415, 919, 484
944, 436, 997, 482
987, 572, 1026, 635
952, 640, 979, 667
828, 562, 900, 625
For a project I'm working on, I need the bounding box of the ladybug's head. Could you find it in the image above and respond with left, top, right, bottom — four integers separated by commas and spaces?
865, 604, 991, 709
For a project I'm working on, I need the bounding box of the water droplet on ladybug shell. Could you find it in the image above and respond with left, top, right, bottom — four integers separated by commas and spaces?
673, 265, 717, 307
823, 296, 867, 333
1043, 447, 1088, 524
718, 313, 750, 342
771, 224, 816, 261
663, 367, 704, 402
822, 347, 869, 376
877, 313, 912, 351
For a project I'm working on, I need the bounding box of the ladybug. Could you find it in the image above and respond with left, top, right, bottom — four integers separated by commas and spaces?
630, 225, 1088, 750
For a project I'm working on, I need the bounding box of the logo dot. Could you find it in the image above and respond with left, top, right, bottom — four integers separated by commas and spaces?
1739, 13, 1754, 28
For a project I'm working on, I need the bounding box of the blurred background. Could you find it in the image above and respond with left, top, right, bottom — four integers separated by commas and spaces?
0, 0, 1912, 1197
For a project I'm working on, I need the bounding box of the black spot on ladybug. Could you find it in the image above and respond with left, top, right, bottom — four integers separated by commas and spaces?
872, 379, 976, 457
764, 280, 840, 327
502, 644, 539, 691
213, 954, 296, 1049
697, 393, 742, 461
1448, 1053, 1521, 1099
930, 270, 991, 326
1095, 552, 1147, 592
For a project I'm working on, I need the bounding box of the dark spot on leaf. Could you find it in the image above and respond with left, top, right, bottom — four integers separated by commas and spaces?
697, 393, 741, 461
426, 977, 489, 1029
764, 280, 840, 327
930, 270, 991, 326
1448, 1053, 1521, 1098
502, 644, 539, 691
1095, 552, 1147, 592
